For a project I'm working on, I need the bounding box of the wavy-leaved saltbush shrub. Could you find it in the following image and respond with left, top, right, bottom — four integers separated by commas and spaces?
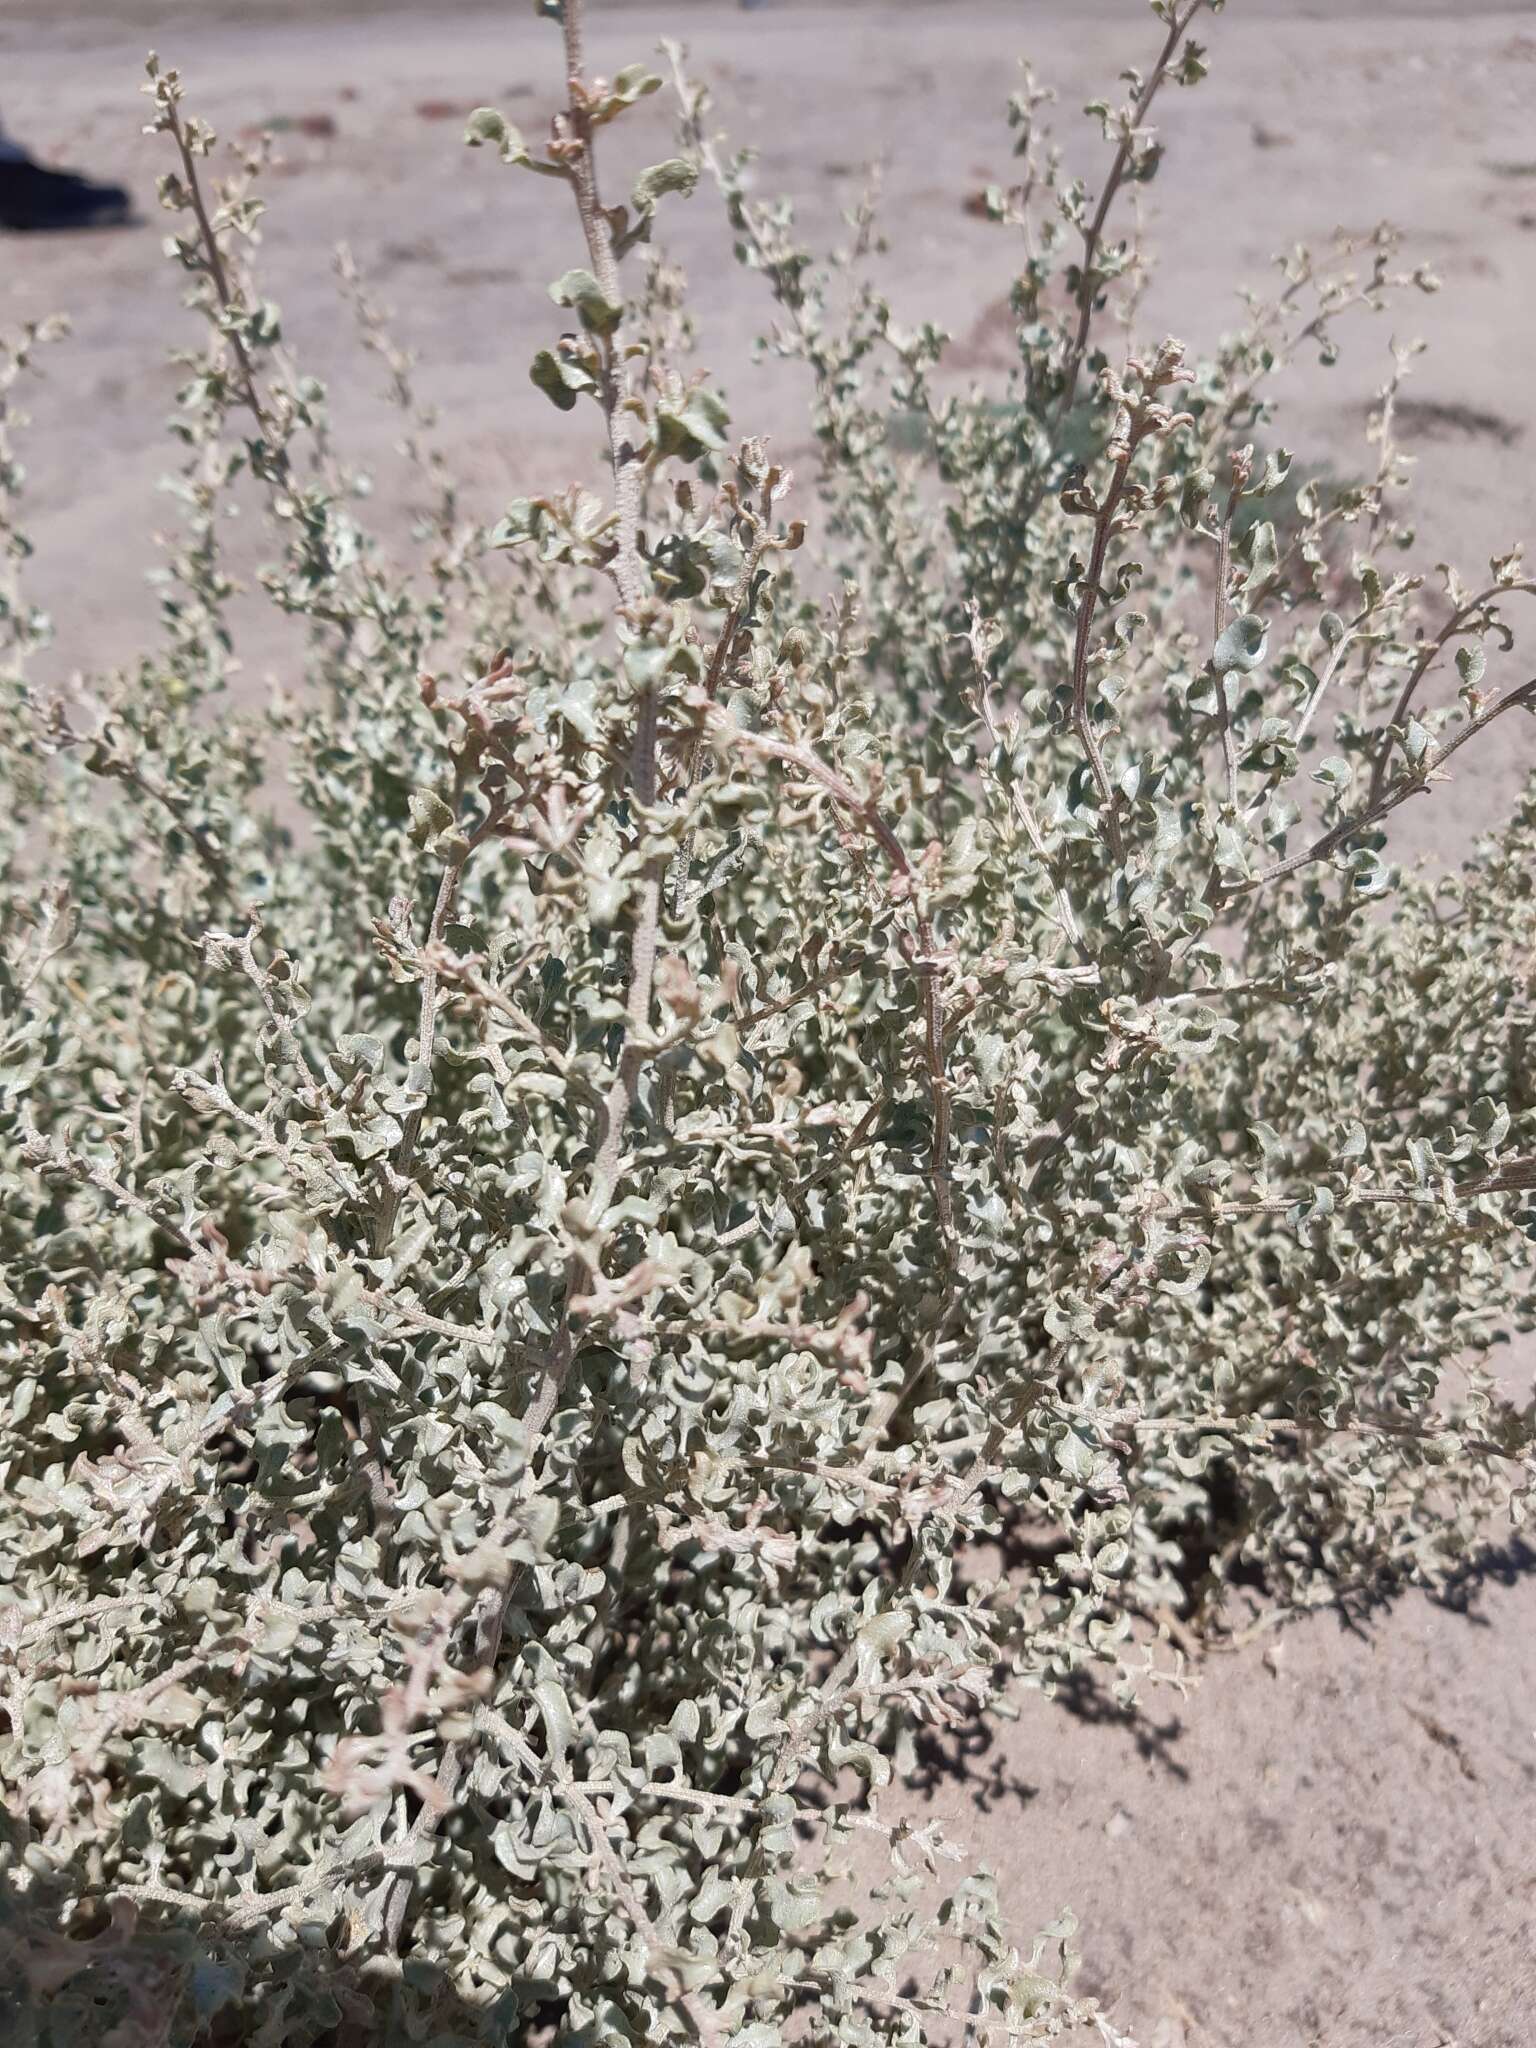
2, 2, 1534, 2041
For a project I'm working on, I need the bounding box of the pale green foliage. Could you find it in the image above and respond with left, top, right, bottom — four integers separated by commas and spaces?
2, 4, 1535, 2045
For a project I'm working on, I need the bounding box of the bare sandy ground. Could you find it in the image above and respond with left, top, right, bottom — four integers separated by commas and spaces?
3, 4, 1534, 2043
917, 1551, 1536, 2046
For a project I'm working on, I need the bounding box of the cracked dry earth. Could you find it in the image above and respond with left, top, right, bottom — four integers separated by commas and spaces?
3, 2, 1534, 2041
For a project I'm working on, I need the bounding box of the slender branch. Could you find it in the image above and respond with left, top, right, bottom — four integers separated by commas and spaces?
83, 735, 234, 891
739, 950, 883, 1033
376, 1583, 503, 1947
117, 1848, 387, 1930
1244, 604, 1368, 817
1211, 472, 1242, 812
1364, 578, 1536, 808
964, 615, 1088, 960
1228, 674, 1536, 898
381, 1, 680, 1948
1190, 1153, 1536, 1218
518, 0, 668, 1454
666, 504, 777, 915
560, 32, 645, 613
372, 827, 499, 1550
476, 1706, 723, 2045
1052, 0, 1207, 430
713, 714, 956, 1260
1068, 453, 1131, 858
18, 1128, 200, 1256
372, 777, 504, 1259
162, 99, 288, 482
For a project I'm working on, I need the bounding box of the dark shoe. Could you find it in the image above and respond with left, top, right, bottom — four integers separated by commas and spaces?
0, 157, 131, 232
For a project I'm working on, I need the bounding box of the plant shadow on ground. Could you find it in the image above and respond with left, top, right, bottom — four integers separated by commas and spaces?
899, 1660, 1190, 1813
1294, 1530, 1536, 1646
898, 1525, 1536, 1819
904, 1715, 1044, 1812
1427, 1532, 1536, 1619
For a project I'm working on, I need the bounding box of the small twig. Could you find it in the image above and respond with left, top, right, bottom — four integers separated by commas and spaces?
161, 93, 288, 483
1211, 469, 1243, 812
477, 1705, 724, 2044
1227, 674, 1536, 898
1052, 0, 1208, 432
713, 713, 956, 1262
1068, 452, 1131, 858
1364, 577, 1536, 809
517, 0, 669, 1460
963, 609, 1088, 959
1191, 1153, 1536, 1218
738, 950, 883, 1032
19, 1128, 199, 1256
372, 779, 503, 1259
1252, 607, 1366, 805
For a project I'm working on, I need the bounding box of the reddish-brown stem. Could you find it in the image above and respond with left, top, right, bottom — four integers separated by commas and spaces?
167, 110, 287, 479
1212, 476, 1242, 812
1191, 1153, 1536, 1218
1069, 454, 1131, 859
717, 719, 956, 1262
1053, 0, 1207, 430
380, 0, 680, 1959
1364, 578, 1536, 809
1230, 674, 1536, 898
519, 1, 665, 1455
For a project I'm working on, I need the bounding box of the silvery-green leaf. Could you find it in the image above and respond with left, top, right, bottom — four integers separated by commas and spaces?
1212, 612, 1268, 674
